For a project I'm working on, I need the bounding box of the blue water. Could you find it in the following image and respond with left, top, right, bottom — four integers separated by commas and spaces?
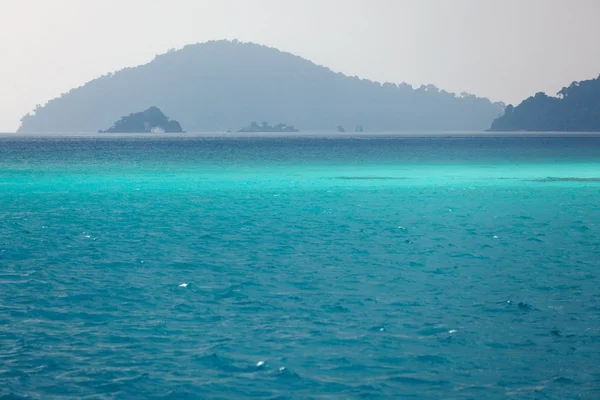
1, 135, 600, 399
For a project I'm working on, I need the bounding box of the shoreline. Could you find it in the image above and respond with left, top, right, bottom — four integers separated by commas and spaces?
2, 130, 600, 139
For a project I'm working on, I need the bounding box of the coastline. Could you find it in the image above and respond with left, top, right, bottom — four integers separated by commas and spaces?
3, 130, 600, 140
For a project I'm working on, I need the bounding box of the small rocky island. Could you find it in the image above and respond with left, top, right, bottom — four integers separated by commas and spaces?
99, 107, 183, 133
238, 121, 299, 133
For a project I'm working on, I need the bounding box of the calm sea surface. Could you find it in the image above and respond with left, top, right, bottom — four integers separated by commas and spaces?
1, 134, 599, 399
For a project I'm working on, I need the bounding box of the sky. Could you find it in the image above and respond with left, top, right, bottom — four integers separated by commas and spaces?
1, 0, 599, 132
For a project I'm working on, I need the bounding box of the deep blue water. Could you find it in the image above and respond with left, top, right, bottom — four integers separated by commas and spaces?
1, 135, 600, 399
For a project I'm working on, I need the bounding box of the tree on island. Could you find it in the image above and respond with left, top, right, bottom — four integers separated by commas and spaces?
99, 107, 183, 133
489, 74, 600, 131
238, 121, 299, 132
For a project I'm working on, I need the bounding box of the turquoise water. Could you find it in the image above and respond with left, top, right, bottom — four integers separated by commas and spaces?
1, 135, 600, 399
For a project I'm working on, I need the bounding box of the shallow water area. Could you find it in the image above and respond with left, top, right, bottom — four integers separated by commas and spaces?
1, 134, 600, 399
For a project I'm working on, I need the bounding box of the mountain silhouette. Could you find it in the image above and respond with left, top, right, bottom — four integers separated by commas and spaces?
489, 74, 600, 131
18, 40, 503, 133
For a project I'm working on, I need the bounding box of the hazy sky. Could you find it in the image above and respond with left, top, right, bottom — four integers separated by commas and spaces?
1, 0, 599, 131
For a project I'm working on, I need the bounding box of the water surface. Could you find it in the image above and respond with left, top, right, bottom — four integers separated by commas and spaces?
1, 135, 599, 399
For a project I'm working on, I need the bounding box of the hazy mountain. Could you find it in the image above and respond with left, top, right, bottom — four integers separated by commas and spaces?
18, 40, 503, 133
490, 74, 600, 131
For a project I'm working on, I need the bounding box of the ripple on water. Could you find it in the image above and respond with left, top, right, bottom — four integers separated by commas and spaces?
529, 177, 600, 182
330, 176, 408, 180
2, 137, 600, 399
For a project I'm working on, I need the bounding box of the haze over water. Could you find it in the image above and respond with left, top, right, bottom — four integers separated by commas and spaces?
1, 134, 600, 399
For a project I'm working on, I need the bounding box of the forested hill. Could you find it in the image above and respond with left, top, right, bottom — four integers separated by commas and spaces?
18, 40, 503, 133
490, 75, 600, 131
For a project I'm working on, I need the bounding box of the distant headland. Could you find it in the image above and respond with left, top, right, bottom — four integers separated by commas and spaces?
238, 121, 299, 133
17, 40, 503, 133
489, 74, 600, 131
99, 107, 183, 133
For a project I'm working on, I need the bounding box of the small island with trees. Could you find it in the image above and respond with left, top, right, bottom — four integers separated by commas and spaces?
99, 106, 183, 133
489, 74, 600, 131
237, 121, 299, 133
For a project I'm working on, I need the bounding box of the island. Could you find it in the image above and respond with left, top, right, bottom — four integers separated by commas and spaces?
98, 107, 183, 133
238, 121, 299, 133
18, 40, 503, 133
489, 74, 600, 131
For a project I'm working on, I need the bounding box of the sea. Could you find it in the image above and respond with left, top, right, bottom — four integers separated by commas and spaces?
1, 133, 599, 399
